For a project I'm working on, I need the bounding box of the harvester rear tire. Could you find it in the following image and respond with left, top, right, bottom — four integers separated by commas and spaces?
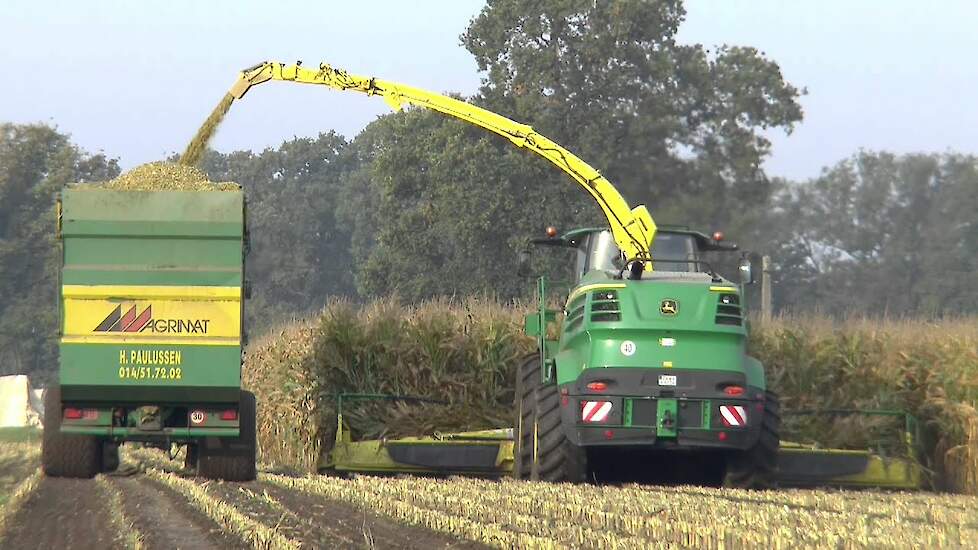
197, 390, 257, 482
724, 390, 780, 489
514, 354, 539, 479
41, 387, 101, 479
531, 366, 587, 483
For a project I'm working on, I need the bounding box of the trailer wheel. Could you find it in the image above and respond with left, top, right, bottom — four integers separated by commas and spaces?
529, 363, 587, 483
197, 390, 257, 482
724, 390, 780, 489
514, 354, 539, 479
184, 443, 199, 471
41, 387, 101, 479
101, 441, 120, 473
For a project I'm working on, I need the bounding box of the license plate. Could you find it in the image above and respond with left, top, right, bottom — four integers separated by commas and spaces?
658, 375, 677, 386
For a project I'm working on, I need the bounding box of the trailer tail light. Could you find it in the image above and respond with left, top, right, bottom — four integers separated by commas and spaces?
723, 385, 745, 397
581, 401, 612, 423
586, 381, 608, 392
220, 409, 238, 421
63, 408, 97, 420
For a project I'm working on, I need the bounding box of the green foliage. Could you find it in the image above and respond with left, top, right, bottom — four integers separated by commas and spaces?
0, 123, 118, 383
337, 0, 804, 301
0, 427, 40, 444
767, 152, 978, 315
462, 0, 804, 232
336, 109, 597, 300
198, 132, 359, 334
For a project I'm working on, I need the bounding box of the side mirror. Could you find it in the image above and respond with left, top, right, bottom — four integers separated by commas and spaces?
738, 257, 755, 285
517, 249, 533, 278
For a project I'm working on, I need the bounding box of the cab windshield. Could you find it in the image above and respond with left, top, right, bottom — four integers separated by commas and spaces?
575, 230, 699, 278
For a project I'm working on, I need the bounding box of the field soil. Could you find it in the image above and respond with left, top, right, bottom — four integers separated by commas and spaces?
0, 477, 119, 550
0, 447, 484, 550
207, 480, 485, 549
2, 445, 976, 549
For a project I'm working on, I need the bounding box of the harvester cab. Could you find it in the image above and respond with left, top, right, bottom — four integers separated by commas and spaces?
516, 226, 779, 488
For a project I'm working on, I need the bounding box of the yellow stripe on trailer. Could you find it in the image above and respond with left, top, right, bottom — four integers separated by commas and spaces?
63, 285, 240, 300
60, 336, 240, 347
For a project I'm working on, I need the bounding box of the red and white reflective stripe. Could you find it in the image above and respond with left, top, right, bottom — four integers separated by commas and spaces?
581, 401, 612, 423
719, 405, 747, 427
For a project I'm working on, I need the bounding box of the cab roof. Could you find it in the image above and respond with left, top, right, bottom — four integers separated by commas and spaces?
558, 227, 738, 252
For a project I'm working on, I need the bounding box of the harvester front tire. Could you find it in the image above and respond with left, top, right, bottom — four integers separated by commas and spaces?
514, 354, 539, 479
41, 387, 101, 479
197, 390, 257, 482
531, 368, 587, 483
724, 390, 780, 489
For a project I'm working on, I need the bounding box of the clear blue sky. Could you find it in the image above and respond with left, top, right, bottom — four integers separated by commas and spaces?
2, 1, 976, 180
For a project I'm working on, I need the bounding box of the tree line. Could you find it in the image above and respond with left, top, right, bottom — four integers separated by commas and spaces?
2, 0, 976, 382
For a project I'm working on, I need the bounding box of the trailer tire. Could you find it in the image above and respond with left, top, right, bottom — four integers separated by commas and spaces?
197, 390, 257, 482
514, 354, 539, 479
41, 387, 101, 479
101, 441, 120, 473
530, 364, 587, 483
724, 390, 780, 489
184, 443, 199, 471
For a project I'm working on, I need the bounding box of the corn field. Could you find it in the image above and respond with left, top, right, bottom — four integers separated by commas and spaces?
245, 299, 978, 494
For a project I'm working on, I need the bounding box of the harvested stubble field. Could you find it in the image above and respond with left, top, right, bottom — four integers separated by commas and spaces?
0, 444, 976, 549
246, 298, 978, 494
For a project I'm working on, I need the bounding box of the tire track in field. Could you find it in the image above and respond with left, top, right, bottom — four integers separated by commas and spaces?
203, 481, 355, 548
0, 477, 120, 550
109, 475, 248, 550
257, 480, 486, 549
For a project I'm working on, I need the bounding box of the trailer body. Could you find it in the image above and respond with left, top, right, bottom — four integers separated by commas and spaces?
44, 189, 255, 480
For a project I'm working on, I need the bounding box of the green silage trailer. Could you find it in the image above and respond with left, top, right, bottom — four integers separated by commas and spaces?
43, 189, 255, 481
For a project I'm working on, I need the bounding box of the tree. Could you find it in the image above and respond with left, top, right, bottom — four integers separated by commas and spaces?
199, 132, 358, 333
0, 123, 119, 382
769, 152, 978, 316
341, 0, 804, 300
336, 108, 598, 300
462, 0, 804, 234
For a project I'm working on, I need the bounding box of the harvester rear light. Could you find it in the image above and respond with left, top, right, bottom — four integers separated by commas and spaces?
586, 381, 608, 392
220, 409, 238, 421
722, 385, 745, 397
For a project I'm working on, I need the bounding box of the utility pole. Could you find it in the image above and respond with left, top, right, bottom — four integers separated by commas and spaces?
761, 255, 772, 321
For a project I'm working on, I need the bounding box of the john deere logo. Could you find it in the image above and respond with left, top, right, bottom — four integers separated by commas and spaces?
94, 304, 211, 334
660, 299, 679, 316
